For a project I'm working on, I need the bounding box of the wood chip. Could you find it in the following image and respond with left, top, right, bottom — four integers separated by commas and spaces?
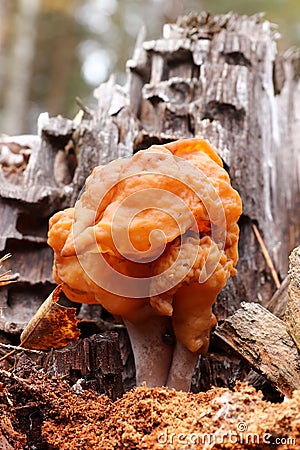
213, 302, 300, 397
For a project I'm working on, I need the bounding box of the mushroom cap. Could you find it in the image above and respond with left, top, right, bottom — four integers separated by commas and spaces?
48, 138, 242, 350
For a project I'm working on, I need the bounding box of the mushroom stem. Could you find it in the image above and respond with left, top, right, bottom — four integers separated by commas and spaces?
166, 340, 198, 391
123, 315, 173, 387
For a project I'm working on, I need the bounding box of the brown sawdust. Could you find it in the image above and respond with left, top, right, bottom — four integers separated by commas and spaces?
0, 370, 299, 449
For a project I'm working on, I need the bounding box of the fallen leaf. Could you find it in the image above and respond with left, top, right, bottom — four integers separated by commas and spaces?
20, 285, 80, 350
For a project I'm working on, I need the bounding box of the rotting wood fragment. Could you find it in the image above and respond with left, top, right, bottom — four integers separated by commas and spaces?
213, 302, 300, 397
285, 246, 300, 351
40, 332, 124, 400
0, 332, 124, 401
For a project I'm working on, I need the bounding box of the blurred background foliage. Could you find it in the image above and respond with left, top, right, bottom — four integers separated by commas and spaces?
0, 0, 299, 135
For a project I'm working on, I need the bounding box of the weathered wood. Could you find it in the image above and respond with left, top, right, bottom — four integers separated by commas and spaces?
0, 116, 89, 337
39, 332, 124, 400
266, 275, 290, 319
285, 246, 300, 350
0, 332, 124, 400
213, 302, 300, 397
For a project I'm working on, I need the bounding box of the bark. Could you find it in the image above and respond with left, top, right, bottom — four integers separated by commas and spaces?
0, 125, 76, 338
213, 302, 300, 397
0, 332, 124, 400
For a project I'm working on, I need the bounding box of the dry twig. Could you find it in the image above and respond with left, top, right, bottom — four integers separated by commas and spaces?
252, 223, 281, 289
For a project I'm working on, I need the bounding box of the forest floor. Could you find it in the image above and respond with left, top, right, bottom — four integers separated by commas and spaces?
0, 365, 299, 449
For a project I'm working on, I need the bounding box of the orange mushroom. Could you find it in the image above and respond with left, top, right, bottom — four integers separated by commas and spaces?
48, 138, 242, 390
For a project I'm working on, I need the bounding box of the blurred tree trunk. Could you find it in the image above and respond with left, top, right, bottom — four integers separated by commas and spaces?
2, 0, 40, 134
44, 15, 76, 116
0, 0, 13, 117
0, 0, 10, 52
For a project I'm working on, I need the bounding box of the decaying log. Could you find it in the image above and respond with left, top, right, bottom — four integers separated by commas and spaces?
213, 302, 300, 397
285, 246, 300, 350
0, 332, 124, 400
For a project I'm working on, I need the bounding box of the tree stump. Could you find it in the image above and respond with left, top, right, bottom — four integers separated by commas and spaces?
0, 12, 299, 393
